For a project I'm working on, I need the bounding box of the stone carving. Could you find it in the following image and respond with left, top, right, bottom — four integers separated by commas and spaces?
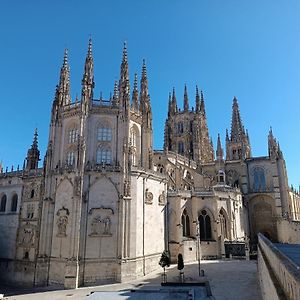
56, 206, 69, 237
124, 180, 131, 197
90, 216, 111, 236
145, 189, 153, 204
158, 191, 166, 205
19, 226, 35, 247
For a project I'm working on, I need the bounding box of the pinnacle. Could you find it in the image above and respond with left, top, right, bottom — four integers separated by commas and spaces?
87, 38, 93, 58
63, 48, 68, 68
122, 41, 128, 62
133, 73, 138, 91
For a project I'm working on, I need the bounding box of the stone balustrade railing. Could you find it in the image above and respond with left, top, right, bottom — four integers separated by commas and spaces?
258, 233, 300, 300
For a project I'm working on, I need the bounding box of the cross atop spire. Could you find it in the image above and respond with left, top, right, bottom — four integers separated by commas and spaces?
184, 84, 189, 112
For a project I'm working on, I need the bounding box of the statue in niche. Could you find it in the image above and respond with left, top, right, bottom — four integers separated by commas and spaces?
103, 217, 111, 235
56, 207, 69, 237
91, 216, 102, 235
20, 227, 35, 247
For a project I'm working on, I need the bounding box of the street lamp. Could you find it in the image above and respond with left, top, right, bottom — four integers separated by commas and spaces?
193, 219, 204, 277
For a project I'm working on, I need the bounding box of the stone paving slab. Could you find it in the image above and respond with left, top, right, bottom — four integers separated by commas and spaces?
1, 260, 261, 300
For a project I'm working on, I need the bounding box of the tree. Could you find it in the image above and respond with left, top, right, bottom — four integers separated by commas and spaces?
177, 253, 184, 271
159, 250, 171, 275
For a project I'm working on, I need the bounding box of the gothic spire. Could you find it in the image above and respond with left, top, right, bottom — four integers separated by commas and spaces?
200, 90, 205, 114
81, 38, 95, 103
230, 97, 244, 142
216, 133, 224, 161
119, 41, 130, 112
131, 73, 139, 111
139, 60, 152, 128
195, 85, 200, 113
170, 87, 177, 115
139, 59, 149, 113
168, 92, 172, 117
184, 84, 189, 112
56, 48, 71, 106
26, 128, 40, 171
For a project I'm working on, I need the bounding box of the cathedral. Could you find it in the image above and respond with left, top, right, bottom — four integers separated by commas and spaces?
0, 40, 299, 289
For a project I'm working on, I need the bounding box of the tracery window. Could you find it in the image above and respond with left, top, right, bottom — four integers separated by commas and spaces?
11, 194, 18, 212
253, 167, 266, 191
96, 147, 112, 164
66, 151, 75, 166
178, 142, 184, 155
181, 209, 190, 237
0, 195, 7, 212
199, 209, 212, 240
97, 126, 112, 141
68, 128, 79, 144
177, 122, 184, 134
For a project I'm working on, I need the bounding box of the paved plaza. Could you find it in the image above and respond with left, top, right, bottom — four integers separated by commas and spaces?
1, 260, 262, 300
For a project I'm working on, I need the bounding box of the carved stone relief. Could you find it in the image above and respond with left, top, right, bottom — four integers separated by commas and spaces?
145, 188, 153, 204
158, 191, 166, 206
18, 223, 36, 247
89, 206, 113, 237
56, 206, 69, 237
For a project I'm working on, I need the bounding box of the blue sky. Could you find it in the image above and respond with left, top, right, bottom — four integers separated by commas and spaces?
0, 1, 299, 187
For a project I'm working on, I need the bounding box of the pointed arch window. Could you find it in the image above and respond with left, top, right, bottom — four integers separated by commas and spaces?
181, 209, 190, 237
0, 195, 7, 212
11, 194, 18, 212
178, 142, 184, 155
66, 151, 75, 166
96, 147, 112, 165
253, 167, 266, 191
97, 126, 112, 141
68, 128, 79, 144
199, 209, 212, 240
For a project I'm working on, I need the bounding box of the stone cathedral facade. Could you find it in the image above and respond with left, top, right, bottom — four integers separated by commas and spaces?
0, 40, 299, 288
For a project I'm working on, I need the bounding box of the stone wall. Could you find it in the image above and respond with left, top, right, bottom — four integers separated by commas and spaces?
258, 233, 300, 300
277, 220, 300, 244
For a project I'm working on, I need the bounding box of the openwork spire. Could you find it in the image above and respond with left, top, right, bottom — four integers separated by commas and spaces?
26, 128, 40, 170
119, 41, 130, 111
81, 38, 95, 103
200, 90, 205, 114
230, 97, 244, 142
184, 84, 189, 112
195, 85, 200, 113
132, 73, 139, 111
170, 87, 177, 115
140, 59, 149, 103
57, 48, 71, 106
216, 133, 224, 161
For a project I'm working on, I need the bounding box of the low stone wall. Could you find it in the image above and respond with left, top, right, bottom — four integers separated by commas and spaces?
277, 220, 300, 243
258, 233, 300, 300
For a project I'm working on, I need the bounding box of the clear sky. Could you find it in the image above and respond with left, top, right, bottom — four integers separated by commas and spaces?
0, 1, 299, 187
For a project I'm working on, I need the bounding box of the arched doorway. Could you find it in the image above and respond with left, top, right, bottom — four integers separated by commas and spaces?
249, 195, 277, 243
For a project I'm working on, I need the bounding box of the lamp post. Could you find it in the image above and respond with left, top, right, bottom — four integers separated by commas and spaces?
193, 219, 203, 277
